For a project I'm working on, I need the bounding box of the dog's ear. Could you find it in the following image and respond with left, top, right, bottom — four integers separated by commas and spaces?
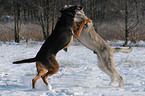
64, 5, 68, 8
60, 5, 68, 13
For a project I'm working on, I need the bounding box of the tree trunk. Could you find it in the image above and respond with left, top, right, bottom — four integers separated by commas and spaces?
85, 0, 87, 10
52, 0, 56, 31
91, 0, 94, 19
23, 8, 26, 21
40, 8, 47, 40
46, 0, 50, 37
14, 0, 20, 43
124, 0, 129, 47
39, 0, 50, 40
133, 0, 139, 43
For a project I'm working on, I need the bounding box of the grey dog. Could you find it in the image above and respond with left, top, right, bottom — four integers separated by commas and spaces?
74, 9, 132, 88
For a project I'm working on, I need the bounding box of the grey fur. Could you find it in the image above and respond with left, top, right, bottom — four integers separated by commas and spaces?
74, 10, 132, 88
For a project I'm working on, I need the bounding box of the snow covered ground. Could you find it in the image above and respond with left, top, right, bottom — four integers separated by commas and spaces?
0, 41, 145, 96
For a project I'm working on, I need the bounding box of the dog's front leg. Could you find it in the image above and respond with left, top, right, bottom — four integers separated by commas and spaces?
73, 19, 92, 38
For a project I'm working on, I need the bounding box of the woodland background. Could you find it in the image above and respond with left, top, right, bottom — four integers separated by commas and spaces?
0, 0, 145, 46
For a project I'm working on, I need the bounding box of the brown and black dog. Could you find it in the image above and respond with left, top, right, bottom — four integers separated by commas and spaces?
13, 5, 92, 89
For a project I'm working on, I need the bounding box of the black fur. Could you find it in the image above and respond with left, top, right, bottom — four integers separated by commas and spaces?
13, 5, 83, 64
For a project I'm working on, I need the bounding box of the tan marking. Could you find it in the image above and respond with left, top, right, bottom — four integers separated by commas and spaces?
64, 35, 73, 49
73, 19, 92, 38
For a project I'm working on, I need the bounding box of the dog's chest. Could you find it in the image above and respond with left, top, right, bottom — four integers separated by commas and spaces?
63, 35, 73, 49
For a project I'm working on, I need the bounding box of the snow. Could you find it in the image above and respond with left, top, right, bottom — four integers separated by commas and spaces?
0, 41, 145, 96
108, 40, 145, 47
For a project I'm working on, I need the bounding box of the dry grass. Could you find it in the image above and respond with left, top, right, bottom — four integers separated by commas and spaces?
98, 21, 125, 40
0, 23, 14, 41
98, 20, 145, 41
20, 23, 43, 41
0, 23, 44, 42
0, 21, 145, 42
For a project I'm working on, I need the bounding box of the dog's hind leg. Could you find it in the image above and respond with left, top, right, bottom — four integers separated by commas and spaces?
97, 55, 123, 88
104, 64, 123, 88
32, 62, 47, 88
41, 55, 60, 87
97, 55, 116, 84
113, 71, 123, 88
105, 64, 123, 88
32, 72, 44, 88
105, 55, 123, 88
107, 68, 123, 88
97, 56, 116, 85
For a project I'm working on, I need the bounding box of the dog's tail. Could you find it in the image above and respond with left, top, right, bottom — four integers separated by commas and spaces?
112, 47, 132, 53
13, 57, 37, 64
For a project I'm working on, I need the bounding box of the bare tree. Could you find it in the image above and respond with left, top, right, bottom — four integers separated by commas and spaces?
52, 0, 57, 31
123, 0, 140, 46
130, 0, 139, 43
0, 0, 145, 42
13, 0, 21, 43
123, 0, 129, 46
38, 0, 51, 40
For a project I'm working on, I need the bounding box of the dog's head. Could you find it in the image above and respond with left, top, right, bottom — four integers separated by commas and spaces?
60, 5, 83, 17
74, 9, 88, 22
74, 9, 93, 28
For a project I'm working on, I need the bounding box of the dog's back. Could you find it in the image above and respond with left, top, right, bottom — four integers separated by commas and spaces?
13, 12, 75, 64
13, 5, 82, 64
36, 15, 74, 56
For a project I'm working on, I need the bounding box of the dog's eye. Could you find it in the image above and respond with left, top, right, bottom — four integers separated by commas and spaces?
77, 6, 83, 10
77, 8, 81, 10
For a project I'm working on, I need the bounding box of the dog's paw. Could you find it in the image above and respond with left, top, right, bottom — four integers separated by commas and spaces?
85, 19, 92, 23
83, 19, 92, 25
47, 84, 53, 91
